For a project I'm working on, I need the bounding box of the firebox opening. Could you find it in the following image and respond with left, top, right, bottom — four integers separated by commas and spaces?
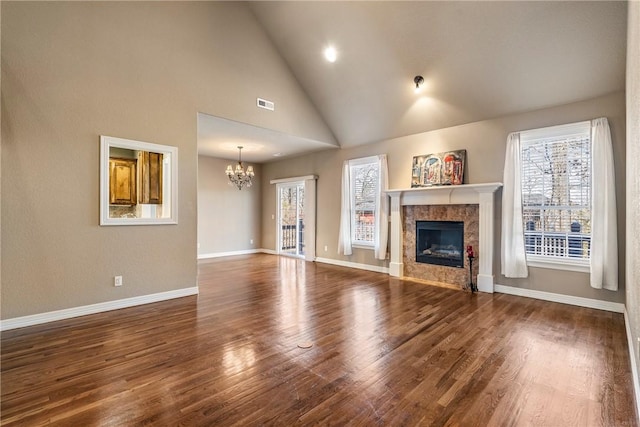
416, 220, 464, 268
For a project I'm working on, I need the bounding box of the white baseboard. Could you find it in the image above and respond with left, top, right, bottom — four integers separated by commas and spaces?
315, 257, 389, 274
625, 309, 640, 421
0, 286, 199, 331
198, 249, 279, 259
494, 284, 625, 313
198, 249, 261, 259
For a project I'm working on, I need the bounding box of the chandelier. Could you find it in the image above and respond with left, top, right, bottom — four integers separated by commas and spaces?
225, 146, 254, 190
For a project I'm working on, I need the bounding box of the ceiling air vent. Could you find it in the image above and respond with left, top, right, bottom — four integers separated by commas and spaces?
257, 98, 275, 111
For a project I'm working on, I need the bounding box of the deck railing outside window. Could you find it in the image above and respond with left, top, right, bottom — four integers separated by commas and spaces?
524, 227, 591, 259
281, 221, 305, 252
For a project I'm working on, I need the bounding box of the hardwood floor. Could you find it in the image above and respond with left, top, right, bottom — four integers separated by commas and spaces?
1, 254, 636, 426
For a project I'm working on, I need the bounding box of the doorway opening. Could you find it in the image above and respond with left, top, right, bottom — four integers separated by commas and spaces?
277, 182, 305, 257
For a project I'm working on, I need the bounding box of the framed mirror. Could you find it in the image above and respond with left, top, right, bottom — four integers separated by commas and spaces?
100, 135, 178, 226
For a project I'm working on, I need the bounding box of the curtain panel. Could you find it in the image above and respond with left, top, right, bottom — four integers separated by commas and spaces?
374, 154, 389, 260
501, 132, 529, 278
590, 117, 618, 290
338, 160, 353, 256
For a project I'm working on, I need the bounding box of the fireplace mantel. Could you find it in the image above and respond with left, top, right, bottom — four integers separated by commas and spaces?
385, 183, 503, 292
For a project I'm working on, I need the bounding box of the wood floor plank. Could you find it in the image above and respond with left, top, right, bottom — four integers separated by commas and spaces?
1, 254, 637, 426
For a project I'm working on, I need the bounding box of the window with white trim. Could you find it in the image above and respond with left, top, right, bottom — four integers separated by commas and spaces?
520, 121, 591, 271
348, 156, 380, 247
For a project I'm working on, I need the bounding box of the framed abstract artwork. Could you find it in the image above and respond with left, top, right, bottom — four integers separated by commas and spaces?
411, 149, 466, 187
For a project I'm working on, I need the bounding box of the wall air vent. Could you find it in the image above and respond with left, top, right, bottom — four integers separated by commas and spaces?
257, 98, 275, 111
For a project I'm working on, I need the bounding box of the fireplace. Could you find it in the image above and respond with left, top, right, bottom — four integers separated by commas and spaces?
387, 183, 502, 292
416, 220, 464, 268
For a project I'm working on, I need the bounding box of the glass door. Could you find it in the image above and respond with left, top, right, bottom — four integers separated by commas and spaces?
277, 182, 305, 257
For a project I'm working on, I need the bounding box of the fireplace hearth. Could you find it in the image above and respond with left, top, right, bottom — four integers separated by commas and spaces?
416, 220, 464, 268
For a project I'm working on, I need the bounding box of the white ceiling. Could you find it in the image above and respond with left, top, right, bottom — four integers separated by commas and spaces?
197, 113, 338, 163
199, 1, 627, 162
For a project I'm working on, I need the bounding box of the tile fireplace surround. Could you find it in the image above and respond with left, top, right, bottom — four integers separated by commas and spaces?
386, 183, 503, 293
405, 205, 479, 288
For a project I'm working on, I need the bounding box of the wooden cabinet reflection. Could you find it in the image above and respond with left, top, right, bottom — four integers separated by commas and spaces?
109, 158, 136, 205
138, 151, 163, 204
109, 151, 163, 206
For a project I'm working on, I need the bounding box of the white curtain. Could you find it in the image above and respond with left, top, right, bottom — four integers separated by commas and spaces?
590, 117, 618, 290
374, 155, 389, 260
338, 160, 353, 256
501, 132, 529, 278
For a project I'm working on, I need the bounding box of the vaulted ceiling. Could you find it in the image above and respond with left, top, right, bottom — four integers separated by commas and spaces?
199, 1, 627, 162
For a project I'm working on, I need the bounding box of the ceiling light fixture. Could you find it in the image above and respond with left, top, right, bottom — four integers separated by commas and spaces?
324, 46, 337, 63
414, 75, 425, 93
225, 146, 254, 190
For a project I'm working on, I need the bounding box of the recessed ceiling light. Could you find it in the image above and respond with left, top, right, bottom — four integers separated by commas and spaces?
273, 152, 283, 157
324, 46, 337, 63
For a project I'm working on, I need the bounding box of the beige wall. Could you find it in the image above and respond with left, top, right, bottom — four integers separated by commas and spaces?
626, 0, 640, 388
1, 2, 332, 319
263, 91, 626, 303
197, 156, 261, 256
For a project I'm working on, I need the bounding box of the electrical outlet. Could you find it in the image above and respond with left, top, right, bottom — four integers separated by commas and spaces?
271, 214, 275, 220
114, 276, 123, 287
324, 245, 328, 252
250, 239, 254, 245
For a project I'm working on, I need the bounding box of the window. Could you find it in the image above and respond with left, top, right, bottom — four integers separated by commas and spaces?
339, 154, 388, 259
520, 121, 591, 271
349, 156, 380, 247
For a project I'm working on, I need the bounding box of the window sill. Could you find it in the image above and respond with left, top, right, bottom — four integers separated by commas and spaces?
352, 244, 374, 250
526, 255, 590, 273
